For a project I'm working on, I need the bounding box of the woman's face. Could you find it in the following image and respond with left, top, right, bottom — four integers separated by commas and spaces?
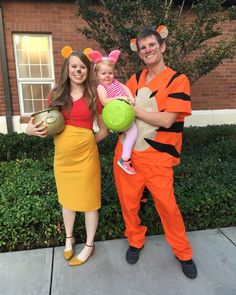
68, 55, 88, 85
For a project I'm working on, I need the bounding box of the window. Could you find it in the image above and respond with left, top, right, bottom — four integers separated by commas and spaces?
13, 34, 55, 116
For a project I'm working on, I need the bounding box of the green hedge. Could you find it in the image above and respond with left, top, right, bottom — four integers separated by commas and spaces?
0, 132, 54, 162
0, 125, 236, 252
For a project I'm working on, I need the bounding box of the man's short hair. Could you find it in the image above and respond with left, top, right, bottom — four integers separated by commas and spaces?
137, 28, 164, 51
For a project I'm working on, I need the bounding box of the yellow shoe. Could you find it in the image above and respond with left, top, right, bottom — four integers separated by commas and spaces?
64, 249, 74, 260
69, 244, 95, 266
63, 236, 75, 260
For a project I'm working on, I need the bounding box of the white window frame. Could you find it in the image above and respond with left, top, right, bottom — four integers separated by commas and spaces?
13, 33, 55, 116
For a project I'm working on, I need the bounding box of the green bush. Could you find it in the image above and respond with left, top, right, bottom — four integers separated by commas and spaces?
0, 158, 60, 251
0, 125, 236, 252
0, 132, 54, 162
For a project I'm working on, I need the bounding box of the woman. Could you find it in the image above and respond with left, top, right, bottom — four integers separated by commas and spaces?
26, 47, 109, 266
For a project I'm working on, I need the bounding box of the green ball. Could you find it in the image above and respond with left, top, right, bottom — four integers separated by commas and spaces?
102, 99, 135, 132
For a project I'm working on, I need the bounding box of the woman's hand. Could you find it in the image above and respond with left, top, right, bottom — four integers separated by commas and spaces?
25, 117, 48, 137
94, 115, 109, 143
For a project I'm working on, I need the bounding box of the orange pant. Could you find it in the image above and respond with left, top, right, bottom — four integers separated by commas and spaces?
113, 149, 192, 261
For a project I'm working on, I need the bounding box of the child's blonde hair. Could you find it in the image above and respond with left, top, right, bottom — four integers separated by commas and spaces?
94, 59, 115, 76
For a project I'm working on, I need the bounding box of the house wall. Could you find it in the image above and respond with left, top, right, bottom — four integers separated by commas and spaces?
0, 0, 236, 133
0, 63, 5, 114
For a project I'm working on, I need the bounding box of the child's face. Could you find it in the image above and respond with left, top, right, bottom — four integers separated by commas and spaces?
96, 64, 114, 85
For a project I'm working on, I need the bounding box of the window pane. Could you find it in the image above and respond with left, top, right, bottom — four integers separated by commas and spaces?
42, 84, 51, 99
15, 35, 30, 50
22, 84, 32, 100
30, 65, 41, 78
19, 65, 30, 78
14, 34, 53, 79
43, 98, 48, 109
13, 33, 55, 115
21, 83, 52, 114
17, 50, 28, 64
34, 99, 43, 112
23, 99, 33, 113
41, 50, 51, 64
32, 84, 42, 99
42, 65, 52, 78
29, 51, 40, 64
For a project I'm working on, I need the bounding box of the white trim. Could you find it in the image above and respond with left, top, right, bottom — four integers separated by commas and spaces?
0, 117, 7, 133
0, 116, 27, 134
185, 109, 236, 127
1, 109, 236, 134
13, 34, 55, 116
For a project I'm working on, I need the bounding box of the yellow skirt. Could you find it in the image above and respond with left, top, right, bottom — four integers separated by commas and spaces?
54, 125, 101, 211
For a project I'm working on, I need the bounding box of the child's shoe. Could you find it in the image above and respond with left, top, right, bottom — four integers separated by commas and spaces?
117, 158, 136, 175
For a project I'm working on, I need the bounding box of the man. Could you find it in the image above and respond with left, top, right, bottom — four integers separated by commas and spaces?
113, 26, 197, 279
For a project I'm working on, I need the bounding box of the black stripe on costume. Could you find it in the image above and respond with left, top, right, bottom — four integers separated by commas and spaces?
168, 92, 191, 101
144, 138, 180, 158
166, 72, 181, 88
135, 70, 142, 84
134, 70, 143, 96
150, 90, 158, 98
158, 122, 184, 133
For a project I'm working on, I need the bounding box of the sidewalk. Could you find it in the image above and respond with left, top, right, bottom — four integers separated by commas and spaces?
0, 227, 236, 295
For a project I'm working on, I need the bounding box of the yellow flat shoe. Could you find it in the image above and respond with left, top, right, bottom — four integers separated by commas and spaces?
63, 236, 75, 260
69, 244, 95, 266
64, 249, 75, 260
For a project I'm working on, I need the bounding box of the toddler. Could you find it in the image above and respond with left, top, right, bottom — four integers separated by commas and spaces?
89, 50, 137, 175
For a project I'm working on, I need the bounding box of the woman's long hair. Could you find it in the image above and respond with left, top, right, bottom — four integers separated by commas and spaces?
49, 51, 97, 118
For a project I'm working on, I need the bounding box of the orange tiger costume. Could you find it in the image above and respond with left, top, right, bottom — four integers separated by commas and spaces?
113, 67, 193, 260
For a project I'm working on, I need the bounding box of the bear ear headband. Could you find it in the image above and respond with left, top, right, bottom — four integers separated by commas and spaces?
130, 25, 168, 52
88, 49, 121, 64
61, 46, 93, 60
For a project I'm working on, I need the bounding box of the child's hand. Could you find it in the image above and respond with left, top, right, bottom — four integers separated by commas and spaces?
115, 96, 135, 106
127, 96, 135, 106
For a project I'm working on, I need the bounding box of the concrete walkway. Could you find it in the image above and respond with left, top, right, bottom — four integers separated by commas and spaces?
0, 227, 236, 295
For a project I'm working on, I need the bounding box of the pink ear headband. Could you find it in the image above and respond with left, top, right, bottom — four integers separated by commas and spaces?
88, 49, 121, 64
130, 25, 168, 52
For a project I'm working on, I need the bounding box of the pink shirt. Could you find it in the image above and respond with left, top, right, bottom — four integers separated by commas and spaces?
100, 79, 127, 98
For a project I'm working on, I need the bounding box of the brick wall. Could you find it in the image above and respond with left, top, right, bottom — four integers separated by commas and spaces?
191, 20, 236, 110
0, 63, 5, 114
0, 0, 235, 118
0, 0, 100, 118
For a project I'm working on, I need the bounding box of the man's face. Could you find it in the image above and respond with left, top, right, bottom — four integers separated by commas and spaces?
138, 35, 166, 66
